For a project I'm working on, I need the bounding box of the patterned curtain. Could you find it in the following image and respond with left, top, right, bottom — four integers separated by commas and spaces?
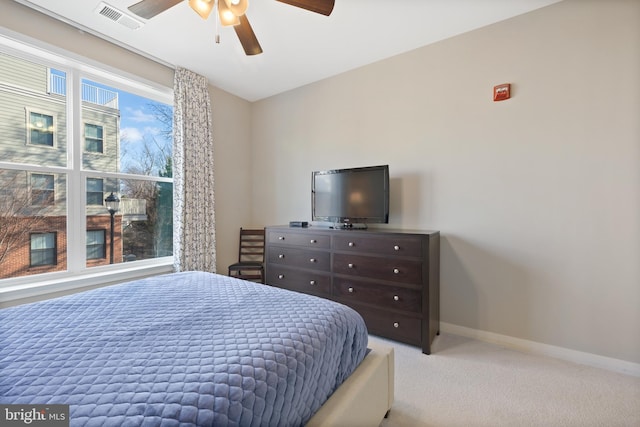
173, 67, 217, 272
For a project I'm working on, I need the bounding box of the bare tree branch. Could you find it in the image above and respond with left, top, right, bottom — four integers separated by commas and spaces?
0, 170, 47, 266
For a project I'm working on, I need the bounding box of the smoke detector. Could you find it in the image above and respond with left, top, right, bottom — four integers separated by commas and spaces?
95, 2, 144, 30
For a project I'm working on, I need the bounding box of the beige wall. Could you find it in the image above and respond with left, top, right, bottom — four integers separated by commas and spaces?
0, 1, 253, 276
208, 85, 254, 271
251, 0, 640, 364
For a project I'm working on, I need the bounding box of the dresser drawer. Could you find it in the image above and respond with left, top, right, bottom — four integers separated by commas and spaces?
265, 226, 439, 354
266, 266, 331, 298
268, 247, 330, 271
267, 230, 330, 249
333, 253, 422, 284
333, 234, 422, 257
334, 278, 421, 313
350, 304, 421, 346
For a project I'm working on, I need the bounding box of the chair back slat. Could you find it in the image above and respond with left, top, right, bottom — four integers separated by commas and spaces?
238, 228, 265, 263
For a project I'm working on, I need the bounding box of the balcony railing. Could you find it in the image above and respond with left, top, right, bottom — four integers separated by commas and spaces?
48, 72, 119, 109
119, 198, 147, 222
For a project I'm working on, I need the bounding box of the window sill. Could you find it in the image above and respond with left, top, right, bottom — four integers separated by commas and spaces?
0, 259, 174, 307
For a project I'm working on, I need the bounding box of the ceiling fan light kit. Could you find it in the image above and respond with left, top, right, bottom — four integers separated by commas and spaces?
217, 0, 241, 26
128, 0, 335, 55
224, 0, 248, 17
188, 0, 214, 19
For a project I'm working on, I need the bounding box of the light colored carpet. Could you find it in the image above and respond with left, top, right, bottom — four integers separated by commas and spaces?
371, 333, 640, 427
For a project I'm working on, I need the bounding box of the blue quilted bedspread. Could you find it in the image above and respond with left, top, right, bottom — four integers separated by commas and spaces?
0, 271, 368, 426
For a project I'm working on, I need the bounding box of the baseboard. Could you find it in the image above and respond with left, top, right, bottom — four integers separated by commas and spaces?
440, 322, 640, 378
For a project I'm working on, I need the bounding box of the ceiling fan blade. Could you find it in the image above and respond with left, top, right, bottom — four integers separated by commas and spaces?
275, 0, 334, 16
128, 0, 183, 19
234, 15, 263, 56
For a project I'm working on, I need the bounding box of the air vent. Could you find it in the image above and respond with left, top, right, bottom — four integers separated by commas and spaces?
95, 2, 144, 30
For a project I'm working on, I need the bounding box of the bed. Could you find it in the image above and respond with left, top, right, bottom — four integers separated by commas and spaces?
0, 271, 393, 426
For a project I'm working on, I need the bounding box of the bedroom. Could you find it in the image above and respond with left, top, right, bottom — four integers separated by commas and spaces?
0, 0, 639, 425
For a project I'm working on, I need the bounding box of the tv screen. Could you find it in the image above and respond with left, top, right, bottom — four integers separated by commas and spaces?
312, 165, 389, 227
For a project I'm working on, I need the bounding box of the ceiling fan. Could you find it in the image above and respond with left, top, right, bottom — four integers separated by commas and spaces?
127, 0, 335, 56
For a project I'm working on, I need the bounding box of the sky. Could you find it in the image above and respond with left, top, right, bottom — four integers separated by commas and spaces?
49, 69, 173, 177
84, 77, 173, 177
118, 91, 169, 146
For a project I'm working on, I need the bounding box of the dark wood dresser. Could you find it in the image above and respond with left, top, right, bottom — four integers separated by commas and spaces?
265, 225, 440, 354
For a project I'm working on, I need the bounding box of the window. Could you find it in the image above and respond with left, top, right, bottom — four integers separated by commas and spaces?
86, 230, 106, 260
28, 111, 55, 147
30, 232, 57, 266
87, 178, 104, 206
31, 173, 54, 206
85, 123, 104, 153
0, 41, 173, 284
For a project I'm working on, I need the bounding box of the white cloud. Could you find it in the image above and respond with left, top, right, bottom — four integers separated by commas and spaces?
143, 126, 162, 136
120, 127, 144, 143
125, 107, 155, 123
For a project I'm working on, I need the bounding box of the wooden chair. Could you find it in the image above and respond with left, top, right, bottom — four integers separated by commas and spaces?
228, 228, 265, 283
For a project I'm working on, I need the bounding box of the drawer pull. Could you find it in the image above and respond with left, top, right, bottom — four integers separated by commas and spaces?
278, 254, 285, 259
348, 242, 355, 247
278, 236, 285, 240
278, 274, 284, 279
393, 295, 399, 301
393, 268, 400, 274
394, 245, 400, 251
309, 258, 316, 263
348, 287, 354, 293
393, 322, 400, 328
310, 239, 317, 244
310, 280, 316, 286
348, 263, 354, 269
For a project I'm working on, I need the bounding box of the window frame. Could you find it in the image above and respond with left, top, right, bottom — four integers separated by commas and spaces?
86, 229, 106, 260
86, 177, 104, 206
29, 232, 57, 267
84, 122, 105, 154
25, 108, 57, 148
0, 32, 175, 303
29, 172, 55, 207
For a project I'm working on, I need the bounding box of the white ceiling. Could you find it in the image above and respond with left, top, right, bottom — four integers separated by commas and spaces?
15, 0, 561, 102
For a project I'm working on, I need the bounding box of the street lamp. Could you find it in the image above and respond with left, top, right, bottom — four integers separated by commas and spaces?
104, 192, 120, 264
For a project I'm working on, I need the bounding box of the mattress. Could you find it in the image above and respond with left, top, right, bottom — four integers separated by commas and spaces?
0, 271, 368, 426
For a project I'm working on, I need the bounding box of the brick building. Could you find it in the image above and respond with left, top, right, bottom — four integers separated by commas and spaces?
0, 51, 135, 279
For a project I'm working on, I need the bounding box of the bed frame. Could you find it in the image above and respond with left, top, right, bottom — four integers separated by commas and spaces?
0, 271, 394, 426
307, 340, 395, 426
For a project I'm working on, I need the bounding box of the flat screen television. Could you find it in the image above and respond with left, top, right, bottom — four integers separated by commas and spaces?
312, 165, 389, 228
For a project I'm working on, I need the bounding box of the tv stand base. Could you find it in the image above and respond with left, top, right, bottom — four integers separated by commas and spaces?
333, 223, 368, 230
